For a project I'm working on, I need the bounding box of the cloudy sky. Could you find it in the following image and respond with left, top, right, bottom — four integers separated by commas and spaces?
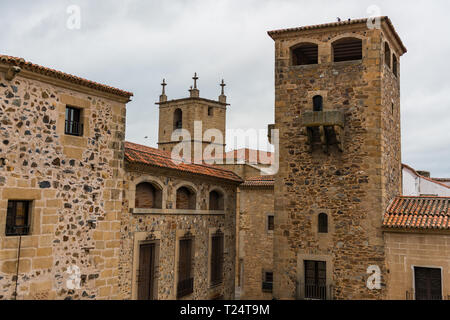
1, 0, 449, 176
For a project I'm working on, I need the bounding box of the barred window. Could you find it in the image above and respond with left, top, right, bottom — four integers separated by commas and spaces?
210, 230, 224, 287
177, 236, 194, 298
6, 200, 31, 236
267, 215, 275, 231
305, 260, 327, 300
65, 106, 83, 136
332, 38, 363, 62
291, 43, 318, 66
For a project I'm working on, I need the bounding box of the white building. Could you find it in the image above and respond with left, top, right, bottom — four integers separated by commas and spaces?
402, 164, 450, 197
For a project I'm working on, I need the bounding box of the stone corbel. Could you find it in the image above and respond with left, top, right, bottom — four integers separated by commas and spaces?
5, 66, 21, 81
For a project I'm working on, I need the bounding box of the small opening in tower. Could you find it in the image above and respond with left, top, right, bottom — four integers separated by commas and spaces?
208, 107, 214, 117
291, 43, 318, 66
174, 108, 182, 130
384, 42, 391, 69
313, 95, 323, 112
393, 55, 398, 77
332, 37, 363, 62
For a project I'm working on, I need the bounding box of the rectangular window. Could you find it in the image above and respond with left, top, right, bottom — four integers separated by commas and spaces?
267, 215, 275, 231
65, 106, 83, 136
177, 237, 194, 298
262, 271, 273, 292
6, 201, 31, 236
304, 260, 327, 300
210, 231, 224, 287
414, 267, 442, 300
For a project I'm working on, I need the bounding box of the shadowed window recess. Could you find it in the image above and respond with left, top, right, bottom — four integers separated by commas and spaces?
318, 213, 328, 233
210, 230, 224, 287
209, 190, 224, 210
291, 43, 318, 66
384, 42, 391, 69
173, 108, 182, 130
177, 236, 194, 298
65, 106, 83, 136
6, 200, 31, 236
135, 182, 163, 209
332, 38, 363, 62
176, 186, 196, 210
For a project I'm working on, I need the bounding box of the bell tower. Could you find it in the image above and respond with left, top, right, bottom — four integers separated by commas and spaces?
157, 74, 228, 162
269, 17, 406, 300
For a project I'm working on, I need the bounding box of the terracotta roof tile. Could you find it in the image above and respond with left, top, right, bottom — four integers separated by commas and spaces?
205, 148, 274, 165
0, 55, 133, 99
383, 196, 450, 230
241, 175, 275, 188
124, 142, 243, 183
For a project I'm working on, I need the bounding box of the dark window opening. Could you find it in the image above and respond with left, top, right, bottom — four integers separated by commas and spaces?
210, 230, 224, 287
392, 103, 394, 115
384, 42, 391, 69
292, 43, 318, 66
65, 106, 83, 136
414, 267, 442, 300
393, 55, 398, 77
262, 271, 273, 292
137, 242, 159, 300
332, 38, 363, 62
318, 213, 328, 233
267, 215, 275, 231
176, 187, 196, 210
135, 182, 163, 209
304, 260, 327, 300
177, 237, 194, 298
209, 190, 224, 211
208, 107, 214, 117
174, 108, 183, 130
313, 95, 323, 112
6, 200, 31, 236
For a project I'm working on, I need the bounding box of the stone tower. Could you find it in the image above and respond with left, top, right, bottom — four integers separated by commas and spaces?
268, 17, 406, 300
157, 74, 228, 162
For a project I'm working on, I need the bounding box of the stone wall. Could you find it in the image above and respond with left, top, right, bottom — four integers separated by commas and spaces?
271, 22, 403, 300
118, 164, 237, 300
238, 186, 274, 300
0, 70, 128, 300
385, 231, 450, 300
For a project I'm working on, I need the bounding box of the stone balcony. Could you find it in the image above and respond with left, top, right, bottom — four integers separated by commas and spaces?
300, 110, 344, 152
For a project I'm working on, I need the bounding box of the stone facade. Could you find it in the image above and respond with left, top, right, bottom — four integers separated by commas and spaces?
118, 163, 238, 300
0, 59, 131, 300
269, 18, 406, 300
237, 184, 274, 300
385, 231, 450, 300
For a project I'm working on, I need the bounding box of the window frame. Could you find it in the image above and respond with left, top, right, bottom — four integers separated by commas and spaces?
5, 200, 32, 237
177, 235, 194, 298
267, 214, 275, 232
262, 271, 274, 293
65, 106, 84, 137
332, 37, 363, 63
210, 230, 224, 287
318, 213, 328, 234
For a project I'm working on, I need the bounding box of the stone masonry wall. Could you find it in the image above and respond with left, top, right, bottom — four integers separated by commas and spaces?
272, 23, 403, 300
0, 70, 127, 300
118, 165, 237, 300
238, 187, 274, 300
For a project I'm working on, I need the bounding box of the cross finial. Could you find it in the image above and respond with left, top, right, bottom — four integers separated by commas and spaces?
220, 79, 226, 95
161, 79, 167, 95
193, 72, 199, 89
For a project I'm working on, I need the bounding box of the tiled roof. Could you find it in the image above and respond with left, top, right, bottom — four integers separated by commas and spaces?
433, 178, 450, 183
241, 175, 275, 188
383, 196, 450, 230
267, 16, 407, 54
124, 142, 243, 183
206, 148, 274, 165
0, 55, 133, 99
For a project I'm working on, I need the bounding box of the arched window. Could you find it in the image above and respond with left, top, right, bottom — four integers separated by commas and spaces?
174, 108, 182, 130
176, 186, 196, 210
209, 190, 224, 211
291, 43, 318, 66
332, 38, 363, 62
313, 95, 323, 112
318, 213, 328, 233
384, 42, 391, 69
135, 182, 163, 209
392, 55, 398, 77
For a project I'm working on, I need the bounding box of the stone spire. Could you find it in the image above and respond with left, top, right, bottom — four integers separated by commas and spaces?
189, 72, 200, 98
160, 79, 167, 102
219, 79, 227, 103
